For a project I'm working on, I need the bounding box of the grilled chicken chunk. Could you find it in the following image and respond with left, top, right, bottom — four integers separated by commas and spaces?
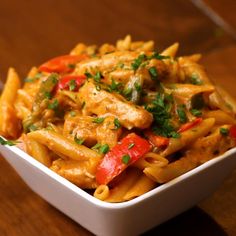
78, 80, 153, 129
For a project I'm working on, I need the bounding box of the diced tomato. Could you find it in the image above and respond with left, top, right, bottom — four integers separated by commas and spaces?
145, 130, 169, 147
178, 118, 203, 133
229, 125, 236, 140
96, 133, 151, 185
56, 75, 86, 92
39, 54, 88, 73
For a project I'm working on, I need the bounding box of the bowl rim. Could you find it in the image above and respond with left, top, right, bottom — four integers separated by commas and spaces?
1, 142, 236, 209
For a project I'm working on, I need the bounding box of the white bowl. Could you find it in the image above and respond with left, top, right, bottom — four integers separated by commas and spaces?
0, 143, 236, 236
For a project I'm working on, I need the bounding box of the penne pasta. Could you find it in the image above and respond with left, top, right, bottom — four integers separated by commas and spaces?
28, 130, 102, 161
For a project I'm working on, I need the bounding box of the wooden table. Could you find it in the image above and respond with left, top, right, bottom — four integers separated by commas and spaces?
0, 0, 236, 235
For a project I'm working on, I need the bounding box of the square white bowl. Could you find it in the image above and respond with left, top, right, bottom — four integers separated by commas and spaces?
0, 143, 236, 236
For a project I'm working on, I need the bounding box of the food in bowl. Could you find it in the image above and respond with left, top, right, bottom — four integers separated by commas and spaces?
1, 35, 236, 203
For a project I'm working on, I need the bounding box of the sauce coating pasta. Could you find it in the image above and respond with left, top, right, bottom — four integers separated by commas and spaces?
1, 35, 236, 202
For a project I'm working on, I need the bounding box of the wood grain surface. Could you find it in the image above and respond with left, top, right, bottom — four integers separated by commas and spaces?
0, 0, 236, 235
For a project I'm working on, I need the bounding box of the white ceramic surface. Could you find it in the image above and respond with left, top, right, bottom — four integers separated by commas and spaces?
1, 144, 236, 236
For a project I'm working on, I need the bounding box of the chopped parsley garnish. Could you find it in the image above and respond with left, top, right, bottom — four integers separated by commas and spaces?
44, 91, 52, 99
128, 143, 135, 149
190, 109, 202, 117
190, 73, 202, 85
84, 72, 93, 78
122, 87, 133, 100
28, 124, 38, 132
148, 67, 158, 80
148, 52, 170, 60
92, 117, 105, 124
99, 144, 110, 154
74, 136, 84, 145
131, 54, 146, 70
134, 82, 142, 92
170, 131, 181, 138
114, 118, 121, 129
220, 128, 229, 136
107, 79, 123, 93
48, 99, 59, 110
49, 73, 59, 84
0, 137, 16, 146
94, 71, 102, 82
122, 154, 131, 164
69, 79, 76, 91
24, 72, 42, 83
91, 143, 101, 150
146, 93, 179, 138
177, 105, 187, 123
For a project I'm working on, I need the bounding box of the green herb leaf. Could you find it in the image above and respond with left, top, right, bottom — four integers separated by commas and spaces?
169, 131, 181, 138
28, 124, 38, 132
94, 71, 102, 82
85, 72, 92, 78
146, 93, 177, 138
190, 73, 202, 85
0, 137, 17, 146
24, 72, 42, 83
74, 136, 84, 145
148, 67, 158, 80
44, 91, 52, 99
99, 144, 110, 154
108, 79, 123, 93
134, 82, 142, 92
128, 143, 135, 149
122, 154, 131, 164
131, 54, 146, 71
190, 109, 202, 117
177, 105, 187, 123
220, 128, 229, 136
69, 79, 76, 91
122, 87, 133, 100
148, 52, 170, 60
92, 117, 105, 124
114, 118, 121, 129
91, 143, 101, 150
48, 99, 59, 110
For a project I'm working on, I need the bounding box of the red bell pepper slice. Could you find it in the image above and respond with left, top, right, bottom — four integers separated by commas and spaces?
96, 133, 151, 185
56, 75, 86, 92
39, 54, 88, 73
178, 118, 203, 133
229, 125, 236, 140
145, 130, 169, 147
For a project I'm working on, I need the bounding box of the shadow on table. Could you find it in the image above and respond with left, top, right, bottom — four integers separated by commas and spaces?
142, 207, 227, 236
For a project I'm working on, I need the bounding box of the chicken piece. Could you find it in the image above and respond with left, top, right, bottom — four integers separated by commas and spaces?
64, 115, 121, 148
51, 158, 100, 189
78, 80, 153, 129
96, 116, 122, 148
74, 51, 168, 87
63, 115, 98, 146
75, 51, 139, 75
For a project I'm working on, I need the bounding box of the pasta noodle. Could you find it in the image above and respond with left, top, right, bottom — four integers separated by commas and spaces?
1, 35, 236, 202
